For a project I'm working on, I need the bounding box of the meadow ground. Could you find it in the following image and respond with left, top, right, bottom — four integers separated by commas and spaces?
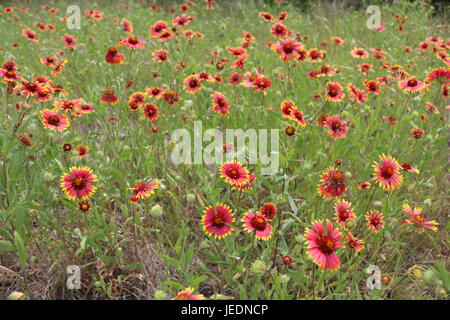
0, 0, 449, 300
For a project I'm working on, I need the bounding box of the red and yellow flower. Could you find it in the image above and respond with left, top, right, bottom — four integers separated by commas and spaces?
201, 204, 234, 239
366, 210, 384, 232
242, 212, 272, 240
60, 167, 97, 201
304, 220, 344, 270
372, 154, 403, 191
317, 167, 347, 198
41, 109, 70, 131
402, 204, 438, 233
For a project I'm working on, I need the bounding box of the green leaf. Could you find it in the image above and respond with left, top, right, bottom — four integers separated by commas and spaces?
13, 231, 26, 269
0, 240, 14, 251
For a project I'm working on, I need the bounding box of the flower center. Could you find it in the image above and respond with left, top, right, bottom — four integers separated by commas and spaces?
48, 115, 60, 125
331, 121, 341, 130
213, 216, 225, 227
381, 166, 394, 179
407, 79, 417, 87
339, 210, 349, 220
128, 36, 138, 44
251, 216, 267, 231
329, 88, 338, 97
318, 236, 335, 254
73, 177, 85, 189
228, 169, 239, 179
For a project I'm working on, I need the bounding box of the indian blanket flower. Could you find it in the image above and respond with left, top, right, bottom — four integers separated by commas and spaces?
201, 203, 234, 239
60, 167, 97, 201
280, 100, 295, 118
183, 75, 203, 94
351, 48, 369, 58
229, 72, 242, 85
75, 145, 89, 158
163, 90, 179, 105
271, 23, 288, 37
130, 180, 160, 199
426, 67, 450, 82
220, 161, 249, 186
400, 163, 420, 174
54, 99, 81, 112
260, 203, 277, 220
304, 220, 344, 270
366, 210, 384, 232
358, 182, 371, 190
410, 128, 425, 139
308, 48, 325, 62
275, 38, 302, 62
317, 167, 347, 198
128, 92, 146, 109
324, 115, 347, 139
172, 14, 193, 29
101, 88, 118, 104
326, 81, 345, 102
40, 56, 58, 67
347, 84, 368, 104
77, 103, 95, 114
334, 199, 355, 227
105, 47, 125, 65
251, 75, 272, 93
152, 49, 169, 63
372, 154, 403, 191
146, 87, 165, 99
242, 212, 272, 240
398, 76, 425, 92
41, 109, 70, 131
22, 28, 39, 42
346, 233, 365, 252
211, 92, 229, 115
172, 287, 204, 300
142, 103, 159, 121
289, 108, 306, 127
121, 35, 145, 49
21, 81, 40, 96
121, 18, 133, 33
364, 80, 381, 94
402, 204, 438, 233
226, 46, 247, 57
62, 34, 76, 48
150, 21, 168, 37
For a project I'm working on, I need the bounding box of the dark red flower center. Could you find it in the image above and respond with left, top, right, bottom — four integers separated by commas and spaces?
381, 166, 394, 179
108, 48, 117, 56
228, 168, 239, 179
339, 210, 349, 220
128, 36, 138, 44
331, 121, 341, 131
72, 177, 86, 189
213, 216, 225, 227
329, 88, 338, 97
189, 79, 199, 88
47, 115, 60, 125
407, 79, 418, 87
251, 216, 267, 231
318, 236, 335, 254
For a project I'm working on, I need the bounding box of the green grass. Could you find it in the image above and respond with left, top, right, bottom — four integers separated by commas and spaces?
0, 0, 448, 300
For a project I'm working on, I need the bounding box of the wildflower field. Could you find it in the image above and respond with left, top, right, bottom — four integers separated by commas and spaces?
0, 0, 449, 301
